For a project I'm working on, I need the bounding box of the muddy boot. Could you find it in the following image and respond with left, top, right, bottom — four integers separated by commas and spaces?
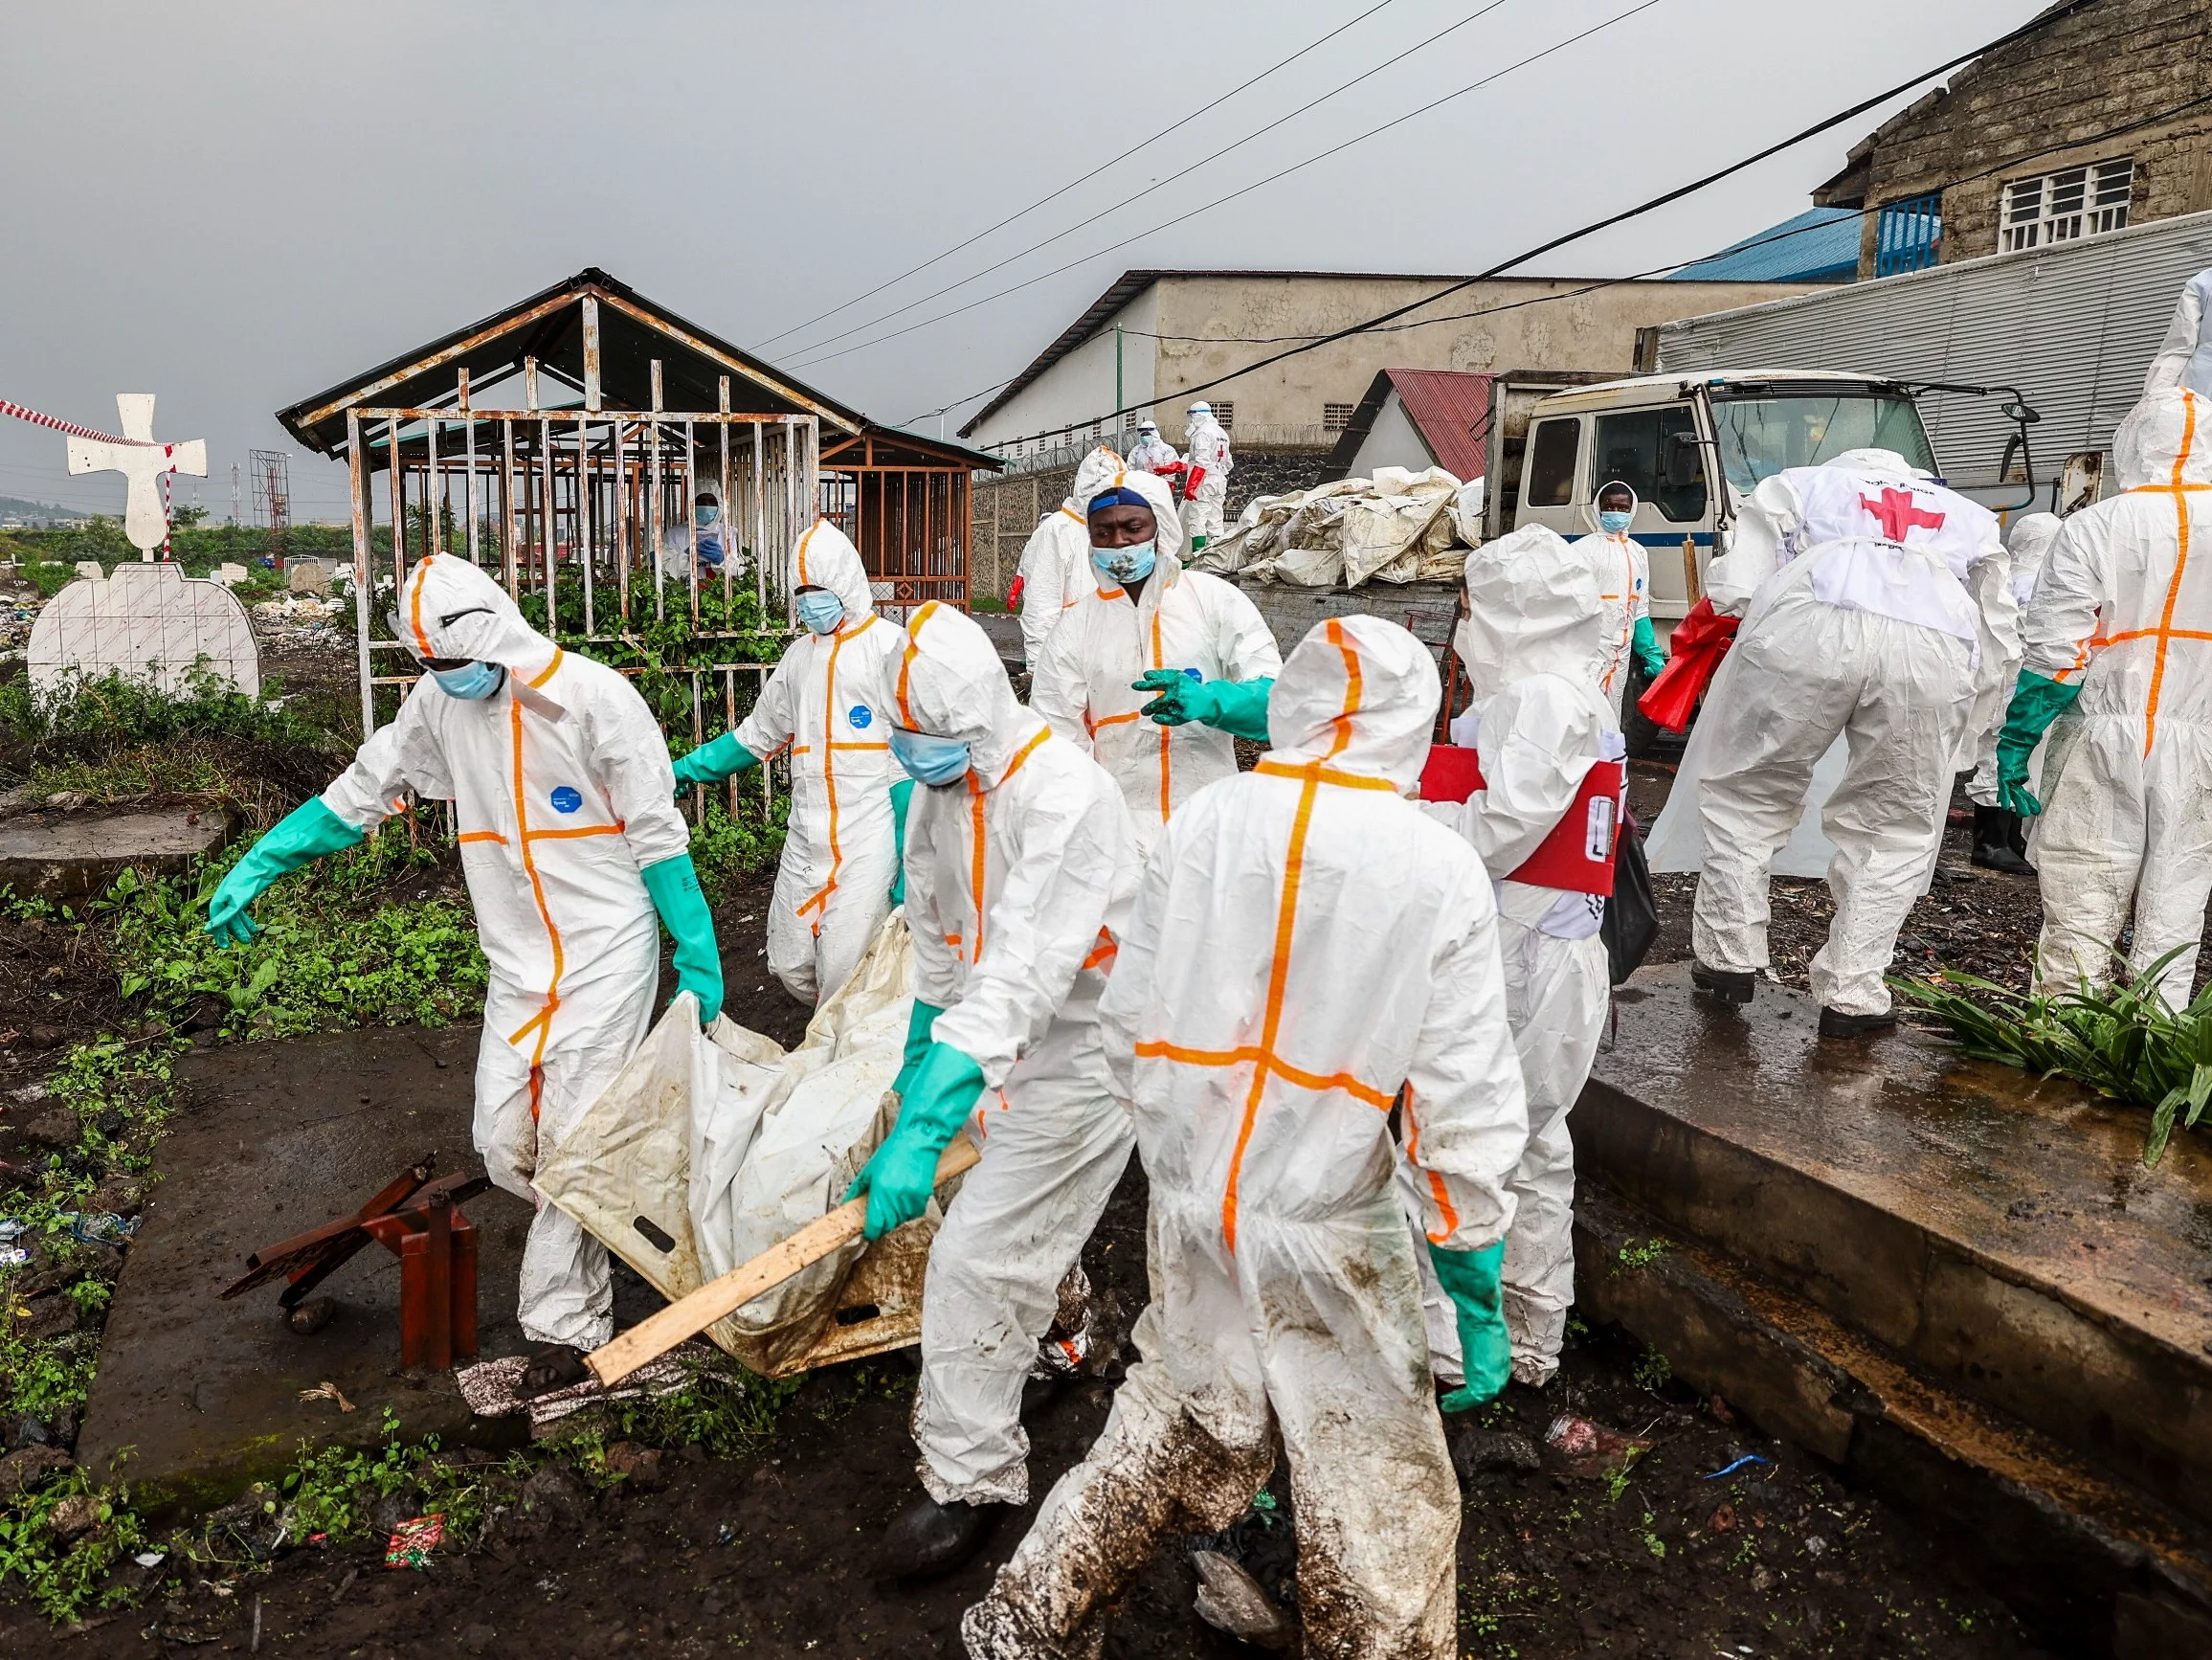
1971, 804, 2036, 874
1818, 1007, 1898, 1039
879, 1494, 1004, 1580
1691, 962, 1754, 1005
518, 1344, 591, 1399
2009, 810, 2037, 868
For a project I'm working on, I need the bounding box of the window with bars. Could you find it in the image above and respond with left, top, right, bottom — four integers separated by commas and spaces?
2002, 158, 2133, 252
1874, 193, 1943, 277
1213, 402, 1234, 430
1324, 402, 1354, 432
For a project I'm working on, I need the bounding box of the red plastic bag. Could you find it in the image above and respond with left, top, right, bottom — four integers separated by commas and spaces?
1638, 598, 1740, 733
1419, 744, 1485, 804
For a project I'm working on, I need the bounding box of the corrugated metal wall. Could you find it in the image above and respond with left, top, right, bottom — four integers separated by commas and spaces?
1656, 208, 2212, 492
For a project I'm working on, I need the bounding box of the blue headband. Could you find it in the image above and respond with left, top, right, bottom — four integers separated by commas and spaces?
1086, 485, 1153, 516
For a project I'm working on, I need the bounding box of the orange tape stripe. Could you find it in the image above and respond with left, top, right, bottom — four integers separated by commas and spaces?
458, 830, 506, 845
2144, 393, 2200, 754
2093, 625, 2212, 647
954, 727, 1051, 968
524, 821, 625, 841
406, 555, 436, 659
527, 1065, 545, 1125
1251, 758, 1396, 793
1134, 1040, 1394, 1109
1091, 711, 1141, 730
1082, 928, 1119, 973
528, 649, 564, 689
894, 600, 943, 729
1323, 620, 1362, 761
1400, 1086, 1460, 1245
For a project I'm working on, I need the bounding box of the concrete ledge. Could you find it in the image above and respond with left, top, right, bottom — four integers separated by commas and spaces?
0, 805, 235, 901
1581, 963, 2212, 1529
1575, 1187, 2212, 1659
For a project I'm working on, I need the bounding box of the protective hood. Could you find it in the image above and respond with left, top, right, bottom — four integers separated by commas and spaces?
1582, 480, 1640, 535
1062, 446, 1126, 514
2113, 387, 2212, 491
1265, 614, 1439, 795
1460, 525, 1604, 704
2006, 511, 2063, 571
791, 518, 876, 622
1079, 465, 1187, 565
1825, 448, 1931, 482
395, 553, 554, 675
870, 599, 1039, 784
1185, 413, 1226, 446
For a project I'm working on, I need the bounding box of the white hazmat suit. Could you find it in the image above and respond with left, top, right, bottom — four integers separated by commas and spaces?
1572, 487, 1652, 726
2145, 268, 2212, 401
964, 615, 1528, 1660
1966, 512, 2064, 808
1014, 447, 1123, 666
872, 602, 1141, 1508
657, 486, 733, 580
1125, 424, 1179, 474
2022, 387, 2212, 1001
729, 520, 905, 1005
1415, 525, 1620, 1388
1032, 467, 1282, 860
1690, 451, 2010, 1020
1179, 407, 1234, 548
322, 555, 693, 1349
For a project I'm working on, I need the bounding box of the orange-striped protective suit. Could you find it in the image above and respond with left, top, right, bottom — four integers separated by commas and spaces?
965, 615, 1527, 1660
323, 555, 692, 1349
731, 520, 904, 1005
2022, 386, 2212, 999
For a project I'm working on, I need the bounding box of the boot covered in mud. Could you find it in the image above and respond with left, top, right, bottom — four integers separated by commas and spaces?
878, 1493, 1005, 1581
1971, 804, 2036, 874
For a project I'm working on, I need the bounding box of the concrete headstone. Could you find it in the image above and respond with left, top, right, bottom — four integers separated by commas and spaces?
29, 561, 260, 697
284, 557, 330, 595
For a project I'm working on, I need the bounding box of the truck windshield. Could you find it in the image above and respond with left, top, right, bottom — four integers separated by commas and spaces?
1709, 394, 1937, 492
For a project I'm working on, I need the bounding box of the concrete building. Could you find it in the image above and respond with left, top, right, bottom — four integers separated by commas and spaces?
1815, 0, 2212, 280
957, 269, 1823, 463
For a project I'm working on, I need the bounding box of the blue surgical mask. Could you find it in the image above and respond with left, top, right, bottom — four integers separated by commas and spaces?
694, 505, 719, 528
431, 661, 505, 701
888, 726, 972, 787
1091, 539, 1157, 586
1598, 509, 1634, 535
795, 590, 845, 635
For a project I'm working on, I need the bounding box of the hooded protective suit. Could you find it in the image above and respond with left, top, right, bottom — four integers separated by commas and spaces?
871, 602, 1140, 1508
2145, 268, 2212, 401
322, 556, 696, 1348
1031, 467, 1281, 860
2021, 387, 2212, 1000
1572, 484, 1652, 725
1412, 525, 1620, 1388
1125, 423, 1180, 474
1014, 447, 1123, 665
1965, 512, 2064, 808
964, 616, 1527, 1660
657, 485, 731, 580
1179, 407, 1234, 548
725, 520, 905, 1005
1691, 449, 2010, 1018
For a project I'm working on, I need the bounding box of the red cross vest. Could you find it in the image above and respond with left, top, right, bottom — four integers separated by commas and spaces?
1419, 744, 1623, 895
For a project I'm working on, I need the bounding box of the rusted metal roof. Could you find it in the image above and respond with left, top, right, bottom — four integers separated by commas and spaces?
277, 268, 1000, 473
1321, 369, 1494, 482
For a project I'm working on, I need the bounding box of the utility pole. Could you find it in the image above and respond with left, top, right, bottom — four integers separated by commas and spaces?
230, 462, 241, 526
1115, 325, 1124, 439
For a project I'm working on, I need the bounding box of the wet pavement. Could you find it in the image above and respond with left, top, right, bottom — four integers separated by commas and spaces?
1584, 962, 2212, 1529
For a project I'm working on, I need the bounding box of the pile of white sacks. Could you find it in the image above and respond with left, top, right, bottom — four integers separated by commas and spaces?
1186, 465, 1484, 588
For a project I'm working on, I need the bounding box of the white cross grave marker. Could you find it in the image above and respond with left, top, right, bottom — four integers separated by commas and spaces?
64, 393, 208, 557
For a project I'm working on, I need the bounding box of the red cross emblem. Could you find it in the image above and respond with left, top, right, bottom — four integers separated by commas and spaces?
1859, 487, 1946, 541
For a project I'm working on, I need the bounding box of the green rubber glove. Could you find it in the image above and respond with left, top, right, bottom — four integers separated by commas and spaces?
673, 731, 760, 787
1429, 1241, 1510, 1412
888, 778, 914, 907
1631, 616, 1667, 680
640, 854, 725, 1025
895, 998, 942, 1097
1996, 670, 2082, 817
1133, 669, 1274, 744
845, 1041, 984, 1241
206, 798, 364, 948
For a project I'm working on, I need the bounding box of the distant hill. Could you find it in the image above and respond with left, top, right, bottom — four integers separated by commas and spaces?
0, 497, 90, 525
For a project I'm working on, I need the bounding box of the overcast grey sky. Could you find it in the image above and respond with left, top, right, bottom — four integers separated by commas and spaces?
0, 0, 2040, 523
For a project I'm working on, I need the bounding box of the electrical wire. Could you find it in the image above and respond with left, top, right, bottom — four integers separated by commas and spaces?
790, 0, 1662, 372
776, 0, 1524, 362
752, 0, 1414, 352
972, 0, 2105, 451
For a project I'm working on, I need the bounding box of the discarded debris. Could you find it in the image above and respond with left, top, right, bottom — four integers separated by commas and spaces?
1543, 1414, 1652, 1479
296, 1380, 355, 1413
384, 1514, 446, 1570
287, 1295, 337, 1335
1191, 1549, 1297, 1650
1702, 1452, 1774, 1481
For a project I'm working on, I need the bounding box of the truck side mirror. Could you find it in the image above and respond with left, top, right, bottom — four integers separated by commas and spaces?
1663, 432, 1703, 490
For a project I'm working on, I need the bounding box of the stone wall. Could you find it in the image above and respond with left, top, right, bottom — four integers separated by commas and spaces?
1819, 0, 2212, 277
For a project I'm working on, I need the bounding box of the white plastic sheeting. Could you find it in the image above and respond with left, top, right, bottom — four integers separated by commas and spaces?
536, 911, 936, 1378
1190, 467, 1473, 588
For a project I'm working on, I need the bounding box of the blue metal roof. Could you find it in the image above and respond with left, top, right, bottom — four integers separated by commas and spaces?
1667, 208, 1861, 284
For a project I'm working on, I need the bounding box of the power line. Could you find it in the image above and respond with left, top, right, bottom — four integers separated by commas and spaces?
973, 0, 2105, 451
776, 0, 1523, 362
790, 0, 1661, 372
752, 0, 1414, 352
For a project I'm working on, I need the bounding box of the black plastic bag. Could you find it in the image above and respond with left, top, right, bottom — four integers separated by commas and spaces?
1603, 806, 1659, 986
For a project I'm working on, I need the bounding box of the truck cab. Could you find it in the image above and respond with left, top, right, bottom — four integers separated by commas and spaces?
1486, 371, 1943, 625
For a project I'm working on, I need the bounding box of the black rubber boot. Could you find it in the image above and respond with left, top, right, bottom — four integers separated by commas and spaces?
1691, 962, 1755, 1004
878, 1495, 1004, 1580
1818, 1006, 1899, 1039
518, 1343, 591, 1398
1970, 804, 2036, 874
2009, 809, 2036, 864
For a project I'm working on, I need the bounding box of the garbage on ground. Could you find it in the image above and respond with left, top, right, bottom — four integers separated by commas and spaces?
297, 1380, 355, 1413
1542, 1413, 1653, 1478
1191, 1549, 1297, 1650
1189, 466, 1482, 589
59, 1210, 140, 1248
1702, 1451, 1774, 1481
133, 1551, 167, 1569
383, 1514, 445, 1570
0, 1217, 27, 1243
454, 1342, 711, 1429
